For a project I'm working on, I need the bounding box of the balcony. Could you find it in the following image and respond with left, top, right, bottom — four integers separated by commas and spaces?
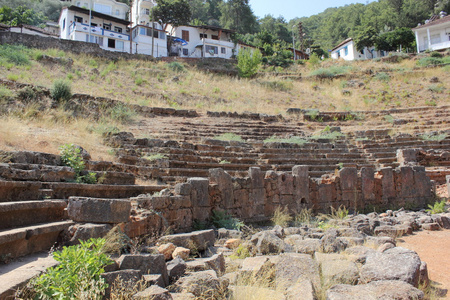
198, 38, 234, 48
69, 22, 130, 41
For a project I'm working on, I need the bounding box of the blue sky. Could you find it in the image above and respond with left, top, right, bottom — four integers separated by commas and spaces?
249, 0, 377, 20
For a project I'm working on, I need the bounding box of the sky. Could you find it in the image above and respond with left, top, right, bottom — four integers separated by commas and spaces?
249, 0, 377, 21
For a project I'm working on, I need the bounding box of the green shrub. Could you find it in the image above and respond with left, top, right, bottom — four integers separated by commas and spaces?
430, 51, 443, 58
108, 103, 136, 124
259, 80, 293, 92
374, 72, 390, 81
237, 48, 262, 78
50, 80, 72, 102
167, 61, 185, 72
426, 200, 446, 214
143, 153, 168, 161
7, 74, 19, 81
211, 210, 245, 230
77, 172, 97, 184
32, 238, 112, 300
416, 56, 450, 67
0, 44, 30, 66
309, 66, 351, 79
330, 205, 349, 219
420, 133, 448, 142
230, 244, 251, 259
0, 86, 15, 103
59, 144, 85, 174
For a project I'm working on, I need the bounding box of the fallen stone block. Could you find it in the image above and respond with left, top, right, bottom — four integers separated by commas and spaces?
326, 280, 424, 300
67, 197, 131, 223
132, 285, 173, 300
159, 230, 215, 252
167, 257, 187, 282
117, 254, 169, 286
360, 247, 421, 287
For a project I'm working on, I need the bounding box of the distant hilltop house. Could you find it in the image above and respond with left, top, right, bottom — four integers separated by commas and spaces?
412, 11, 450, 53
330, 38, 387, 61
60, 0, 129, 20
166, 25, 236, 58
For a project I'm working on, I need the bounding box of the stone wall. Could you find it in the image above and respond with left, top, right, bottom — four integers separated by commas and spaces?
0, 32, 152, 61
137, 165, 432, 232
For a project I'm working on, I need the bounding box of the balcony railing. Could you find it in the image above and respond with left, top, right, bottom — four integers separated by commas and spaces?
69, 22, 130, 41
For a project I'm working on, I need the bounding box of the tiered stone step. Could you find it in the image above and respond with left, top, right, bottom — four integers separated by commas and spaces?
0, 199, 73, 261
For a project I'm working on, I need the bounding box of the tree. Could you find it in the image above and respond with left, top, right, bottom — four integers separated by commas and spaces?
153, 0, 192, 33
376, 27, 415, 51
237, 48, 262, 78
0, 5, 47, 26
219, 0, 259, 34
354, 26, 378, 53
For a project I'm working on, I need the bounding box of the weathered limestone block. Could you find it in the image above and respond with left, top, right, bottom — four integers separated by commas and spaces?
188, 178, 210, 207
167, 257, 187, 282
318, 183, 337, 207
275, 253, 320, 291
132, 285, 173, 300
159, 229, 215, 252
279, 173, 294, 195
447, 175, 450, 196
413, 166, 431, 200
397, 149, 419, 166
209, 168, 234, 209
231, 286, 285, 300
174, 183, 192, 196
380, 167, 395, 203
327, 280, 424, 300
361, 167, 375, 201
339, 168, 358, 191
293, 165, 310, 205
67, 197, 131, 223
315, 253, 359, 285
68, 223, 112, 244
172, 247, 190, 260
398, 167, 416, 199
360, 247, 421, 287
250, 231, 285, 255
173, 270, 228, 298
117, 254, 169, 286
286, 279, 316, 300
102, 269, 142, 299
249, 167, 264, 189
158, 243, 176, 260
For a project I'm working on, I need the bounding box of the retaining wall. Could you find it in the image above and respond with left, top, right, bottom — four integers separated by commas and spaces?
137, 165, 432, 232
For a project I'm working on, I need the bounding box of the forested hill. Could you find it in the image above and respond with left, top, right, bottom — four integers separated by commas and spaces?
1, 0, 449, 53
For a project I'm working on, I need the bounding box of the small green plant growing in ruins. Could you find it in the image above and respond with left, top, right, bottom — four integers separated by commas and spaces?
271, 206, 292, 227
59, 144, 97, 184
420, 133, 448, 142
211, 210, 245, 231
219, 159, 231, 164
264, 136, 308, 146
214, 133, 244, 142
31, 238, 113, 300
426, 200, 447, 214
230, 244, 251, 260
143, 153, 169, 162
294, 207, 314, 226
330, 205, 349, 220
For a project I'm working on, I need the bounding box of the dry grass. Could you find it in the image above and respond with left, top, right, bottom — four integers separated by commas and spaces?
1, 47, 448, 117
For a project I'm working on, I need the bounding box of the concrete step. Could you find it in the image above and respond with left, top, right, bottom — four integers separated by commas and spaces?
0, 200, 67, 230
0, 220, 74, 260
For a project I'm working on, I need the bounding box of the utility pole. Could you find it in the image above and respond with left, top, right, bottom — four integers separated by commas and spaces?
292, 24, 296, 61
88, 0, 92, 43
151, 3, 155, 58
130, 0, 133, 54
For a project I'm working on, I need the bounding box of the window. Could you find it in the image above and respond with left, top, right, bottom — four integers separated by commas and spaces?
183, 48, 189, 56
108, 38, 116, 48
76, 2, 81, 7
74, 16, 83, 23
62, 18, 65, 30
205, 45, 218, 54
140, 27, 146, 35
94, 3, 112, 15
103, 24, 111, 30
153, 30, 159, 38
115, 9, 120, 16
117, 41, 124, 51
211, 35, 219, 40
200, 33, 207, 39
114, 26, 122, 33
159, 32, 166, 40
344, 46, 348, 56
144, 8, 150, 15
430, 34, 441, 45
221, 47, 226, 54
182, 30, 189, 42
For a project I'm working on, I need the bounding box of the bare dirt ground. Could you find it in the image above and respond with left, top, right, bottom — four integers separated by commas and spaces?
398, 229, 450, 299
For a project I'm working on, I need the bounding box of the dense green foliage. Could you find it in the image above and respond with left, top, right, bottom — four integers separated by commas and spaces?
51, 80, 72, 102
0, 0, 62, 23
237, 48, 262, 78
59, 143, 97, 184
153, 0, 192, 32
33, 238, 112, 300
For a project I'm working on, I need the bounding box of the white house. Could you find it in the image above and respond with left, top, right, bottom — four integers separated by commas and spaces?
167, 25, 236, 59
412, 12, 450, 53
331, 38, 387, 61
131, 0, 156, 27
60, 0, 129, 20
132, 24, 168, 57
59, 6, 131, 53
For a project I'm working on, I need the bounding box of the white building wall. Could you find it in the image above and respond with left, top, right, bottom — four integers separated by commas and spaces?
414, 26, 450, 52
66, 0, 129, 20
331, 40, 387, 61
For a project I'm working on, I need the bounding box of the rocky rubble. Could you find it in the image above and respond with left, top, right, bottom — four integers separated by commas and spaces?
96, 207, 450, 299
